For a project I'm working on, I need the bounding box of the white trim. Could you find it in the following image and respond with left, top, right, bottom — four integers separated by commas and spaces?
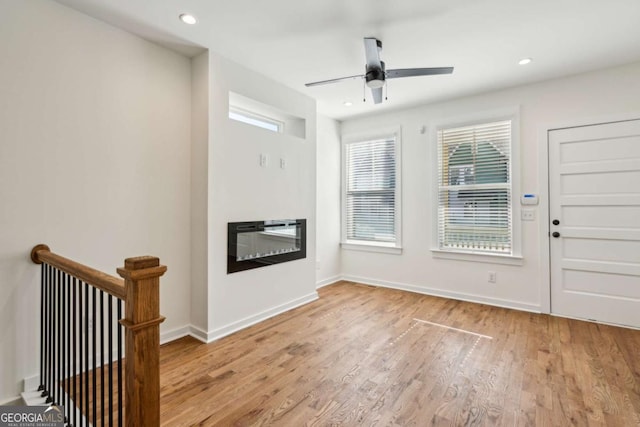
537, 112, 640, 315
1, 395, 23, 406
160, 325, 194, 344
431, 107, 522, 260
186, 325, 209, 343
316, 275, 342, 289
23, 374, 40, 393
341, 274, 541, 313
202, 292, 318, 343
149, 292, 321, 345
341, 241, 402, 254
341, 126, 403, 249
430, 249, 523, 265
537, 124, 552, 314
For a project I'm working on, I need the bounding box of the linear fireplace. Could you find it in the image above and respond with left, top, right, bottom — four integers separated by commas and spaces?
227, 219, 306, 273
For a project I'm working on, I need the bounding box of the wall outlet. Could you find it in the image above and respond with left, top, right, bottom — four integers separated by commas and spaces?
260, 153, 268, 167
280, 158, 286, 169
488, 271, 497, 283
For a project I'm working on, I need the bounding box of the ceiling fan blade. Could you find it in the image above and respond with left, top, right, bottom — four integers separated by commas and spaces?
305, 74, 363, 87
386, 67, 454, 79
364, 37, 382, 69
371, 87, 383, 104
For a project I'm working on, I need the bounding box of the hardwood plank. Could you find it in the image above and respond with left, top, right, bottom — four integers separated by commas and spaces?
156, 281, 640, 426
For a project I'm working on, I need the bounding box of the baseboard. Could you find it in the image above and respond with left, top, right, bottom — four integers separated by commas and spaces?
341, 274, 541, 313
0, 396, 23, 406
186, 325, 209, 343
203, 291, 319, 343
160, 325, 193, 344
157, 293, 320, 345
316, 275, 342, 289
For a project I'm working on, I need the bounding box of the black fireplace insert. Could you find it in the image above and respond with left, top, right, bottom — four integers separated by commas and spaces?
227, 219, 306, 273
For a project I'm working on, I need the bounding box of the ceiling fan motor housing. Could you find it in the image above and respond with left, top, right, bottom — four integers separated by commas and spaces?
366, 61, 386, 88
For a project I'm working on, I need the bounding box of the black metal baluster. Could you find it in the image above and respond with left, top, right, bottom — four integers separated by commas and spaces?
108, 295, 113, 427
78, 281, 83, 426
117, 300, 123, 427
39, 263, 45, 394
41, 264, 49, 400
47, 266, 54, 404
61, 272, 66, 413
50, 265, 55, 403
66, 273, 72, 425
92, 287, 97, 427
73, 278, 78, 427
100, 291, 105, 426
56, 269, 62, 405
84, 282, 89, 424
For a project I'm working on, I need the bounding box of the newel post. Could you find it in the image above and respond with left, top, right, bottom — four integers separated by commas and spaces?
117, 256, 166, 427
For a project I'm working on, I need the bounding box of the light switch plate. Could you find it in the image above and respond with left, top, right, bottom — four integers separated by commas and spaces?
521, 209, 535, 221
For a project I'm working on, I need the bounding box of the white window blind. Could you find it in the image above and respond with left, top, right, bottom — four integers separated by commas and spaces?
345, 138, 397, 243
437, 120, 512, 254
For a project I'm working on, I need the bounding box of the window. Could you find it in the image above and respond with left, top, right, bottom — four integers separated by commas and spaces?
228, 107, 283, 133
342, 130, 401, 251
436, 120, 513, 255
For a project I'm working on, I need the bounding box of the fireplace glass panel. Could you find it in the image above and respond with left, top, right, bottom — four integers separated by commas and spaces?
237, 221, 300, 260
228, 219, 306, 273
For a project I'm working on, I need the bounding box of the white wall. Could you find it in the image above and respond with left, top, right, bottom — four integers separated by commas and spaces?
190, 51, 210, 334
316, 115, 342, 286
203, 53, 318, 340
0, 1, 192, 403
336, 61, 640, 311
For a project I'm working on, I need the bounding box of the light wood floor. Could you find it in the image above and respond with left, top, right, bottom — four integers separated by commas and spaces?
159, 281, 640, 426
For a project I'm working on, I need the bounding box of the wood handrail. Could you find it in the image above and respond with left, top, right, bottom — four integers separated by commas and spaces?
31, 244, 126, 299
31, 244, 166, 426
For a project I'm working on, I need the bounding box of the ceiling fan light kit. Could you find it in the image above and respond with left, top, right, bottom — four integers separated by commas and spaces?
305, 37, 454, 105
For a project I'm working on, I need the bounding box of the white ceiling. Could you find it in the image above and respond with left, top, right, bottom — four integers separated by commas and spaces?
55, 0, 640, 120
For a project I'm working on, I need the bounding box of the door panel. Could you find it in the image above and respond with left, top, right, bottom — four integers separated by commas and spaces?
549, 119, 640, 328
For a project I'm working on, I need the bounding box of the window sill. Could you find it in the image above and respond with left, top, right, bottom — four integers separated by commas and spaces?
341, 241, 403, 255
431, 249, 523, 266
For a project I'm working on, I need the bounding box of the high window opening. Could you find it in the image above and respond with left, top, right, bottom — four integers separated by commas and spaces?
228, 91, 306, 139
228, 107, 283, 133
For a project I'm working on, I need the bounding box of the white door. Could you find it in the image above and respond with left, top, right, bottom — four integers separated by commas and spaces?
549, 119, 640, 328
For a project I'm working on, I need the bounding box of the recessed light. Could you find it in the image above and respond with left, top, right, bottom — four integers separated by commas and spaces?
518, 58, 532, 65
179, 13, 197, 25
343, 101, 353, 107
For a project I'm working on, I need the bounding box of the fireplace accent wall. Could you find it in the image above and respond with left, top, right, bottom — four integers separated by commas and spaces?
227, 219, 306, 273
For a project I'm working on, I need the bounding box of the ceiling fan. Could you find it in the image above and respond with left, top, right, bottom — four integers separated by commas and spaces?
305, 37, 454, 104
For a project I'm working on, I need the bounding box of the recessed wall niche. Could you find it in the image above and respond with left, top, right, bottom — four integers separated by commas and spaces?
228, 91, 306, 139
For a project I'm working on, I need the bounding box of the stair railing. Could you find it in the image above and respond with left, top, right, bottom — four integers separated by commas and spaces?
30, 244, 166, 427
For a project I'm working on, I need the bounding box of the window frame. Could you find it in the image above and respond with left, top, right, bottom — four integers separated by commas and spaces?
431, 108, 522, 265
341, 127, 402, 254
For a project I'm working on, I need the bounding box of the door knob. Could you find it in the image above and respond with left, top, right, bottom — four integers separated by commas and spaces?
552, 231, 560, 238
552, 219, 560, 225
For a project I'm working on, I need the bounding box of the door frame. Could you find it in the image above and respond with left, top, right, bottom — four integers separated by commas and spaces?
538, 111, 640, 315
